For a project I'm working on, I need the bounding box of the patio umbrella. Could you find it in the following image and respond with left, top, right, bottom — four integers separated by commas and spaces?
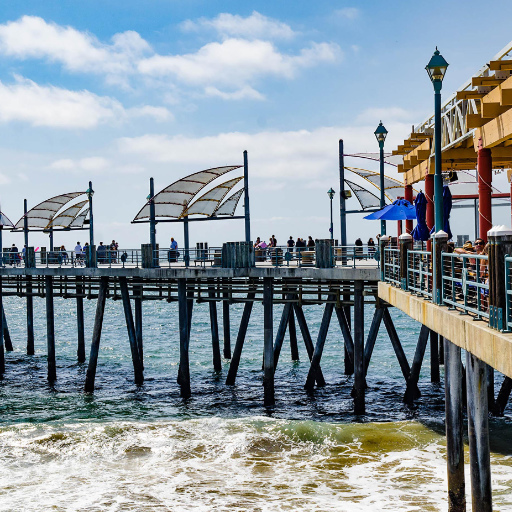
429, 185, 453, 239
363, 199, 416, 221
411, 191, 430, 241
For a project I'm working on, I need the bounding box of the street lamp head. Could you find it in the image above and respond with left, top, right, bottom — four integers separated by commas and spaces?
374, 121, 388, 144
327, 188, 335, 200
86, 187, 94, 198
425, 47, 448, 83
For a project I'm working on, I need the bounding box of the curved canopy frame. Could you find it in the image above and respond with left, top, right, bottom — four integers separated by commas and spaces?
133, 165, 242, 221
47, 200, 88, 229
0, 212, 15, 229
15, 192, 86, 230
345, 179, 381, 210
182, 177, 243, 218
69, 207, 90, 229
214, 188, 245, 217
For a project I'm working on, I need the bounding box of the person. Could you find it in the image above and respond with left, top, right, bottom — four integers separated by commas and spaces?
75, 242, 83, 265
97, 241, 107, 264
271, 235, 277, 247
258, 239, 268, 249
307, 236, 315, 249
168, 237, 178, 262
10, 244, 19, 265
60, 245, 68, 265
253, 237, 261, 248
110, 240, 118, 263
286, 236, 295, 253
368, 238, 376, 256
355, 238, 363, 258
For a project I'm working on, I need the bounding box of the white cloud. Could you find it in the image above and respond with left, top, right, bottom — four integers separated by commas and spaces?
356, 107, 415, 124
181, 11, 296, 40
204, 85, 265, 101
335, 8, 360, 20
0, 16, 151, 77
127, 105, 173, 121
48, 156, 145, 174
138, 38, 340, 87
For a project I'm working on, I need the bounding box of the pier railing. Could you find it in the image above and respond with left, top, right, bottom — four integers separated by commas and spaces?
380, 228, 512, 332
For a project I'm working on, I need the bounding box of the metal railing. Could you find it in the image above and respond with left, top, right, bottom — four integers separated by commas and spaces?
442, 252, 489, 319
407, 250, 432, 299
383, 247, 401, 286
504, 256, 512, 331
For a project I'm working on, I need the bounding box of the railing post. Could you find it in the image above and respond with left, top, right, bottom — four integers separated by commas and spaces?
433, 230, 449, 305
491, 225, 512, 331
379, 235, 390, 281
399, 233, 413, 290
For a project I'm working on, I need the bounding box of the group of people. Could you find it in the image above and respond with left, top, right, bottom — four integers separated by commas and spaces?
354, 237, 377, 258
253, 235, 278, 249
252, 235, 316, 253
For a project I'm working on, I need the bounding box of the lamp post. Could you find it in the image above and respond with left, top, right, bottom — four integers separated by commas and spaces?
327, 188, 335, 241
374, 121, 388, 236
86, 181, 95, 267
426, 47, 449, 232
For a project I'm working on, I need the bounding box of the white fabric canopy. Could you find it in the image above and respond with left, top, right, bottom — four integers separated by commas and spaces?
47, 200, 88, 228
183, 177, 242, 217
214, 188, 244, 216
0, 212, 14, 228
15, 192, 85, 229
133, 166, 242, 220
345, 180, 381, 210
69, 207, 90, 228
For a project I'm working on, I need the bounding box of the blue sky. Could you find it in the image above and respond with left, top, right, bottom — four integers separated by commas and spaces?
1, 1, 512, 249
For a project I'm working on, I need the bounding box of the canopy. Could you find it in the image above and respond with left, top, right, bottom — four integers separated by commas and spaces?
133, 166, 242, 221
214, 188, 244, 216
345, 167, 415, 201
69, 207, 90, 228
15, 192, 85, 229
182, 177, 242, 217
345, 179, 381, 210
47, 200, 88, 229
363, 199, 416, 221
411, 191, 430, 241
0, 212, 14, 229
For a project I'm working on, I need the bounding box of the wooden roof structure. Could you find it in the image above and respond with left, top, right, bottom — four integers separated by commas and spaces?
395, 41, 512, 185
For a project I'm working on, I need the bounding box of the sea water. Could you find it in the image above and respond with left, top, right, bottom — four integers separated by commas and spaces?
0, 296, 511, 511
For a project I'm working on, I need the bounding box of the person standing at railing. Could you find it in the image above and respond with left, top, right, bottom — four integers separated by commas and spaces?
253, 237, 261, 248
10, 244, 19, 266
286, 236, 295, 254
97, 242, 107, 264
75, 242, 83, 266
60, 245, 68, 265
355, 238, 363, 259
168, 237, 178, 263
270, 235, 277, 247
110, 240, 118, 263
367, 238, 375, 256
307, 236, 315, 249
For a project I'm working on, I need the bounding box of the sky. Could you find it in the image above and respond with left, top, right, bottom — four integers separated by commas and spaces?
1, 0, 512, 250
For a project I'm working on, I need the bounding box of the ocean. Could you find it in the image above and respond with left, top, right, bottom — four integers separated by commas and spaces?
0, 296, 511, 511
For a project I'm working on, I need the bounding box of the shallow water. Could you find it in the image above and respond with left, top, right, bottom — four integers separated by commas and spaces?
0, 296, 511, 511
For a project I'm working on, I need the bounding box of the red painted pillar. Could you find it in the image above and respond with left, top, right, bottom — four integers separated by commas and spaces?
404, 184, 413, 233
478, 145, 492, 242
425, 174, 435, 231
510, 179, 512, 228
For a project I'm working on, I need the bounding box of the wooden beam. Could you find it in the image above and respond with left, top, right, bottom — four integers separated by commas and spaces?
489, 60, 512, 71
472, 76, 504, 87
476, 108, 512, 148
456, 90, 485, 101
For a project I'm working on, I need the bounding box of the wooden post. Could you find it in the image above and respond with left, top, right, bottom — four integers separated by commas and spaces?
433, 231, 449, 305
335, 306, 355, 370
343, 293, 353, 375
445, 338, 466, 511
26, 276, 34, 355
222, 278, 231, 359
466, 352, 492, 511
134, 285, 143, 369
495, 376, 512, 416
273, 302, 292, 370
430, 330, 440, 383
399, 233, 413, 290
403, 325, 429, 404
84, 276, 109, 393
293, 302, 326, 386
178, 278, 191, 398
119, 277, 144, 385
353, 280, 365, 414
363, 307, 384, 375
0, 276, 4, 375
225, 289, 255, 385
288, 308, 299, 361
305, 297, 335, 390
439, 335, 445, 365
263, 277, 274, 406
404, 184, 414, 234
208, 279, 222, 372
45, 276, 56, 383
2, 305, 13, 352
76, 279, 85, 363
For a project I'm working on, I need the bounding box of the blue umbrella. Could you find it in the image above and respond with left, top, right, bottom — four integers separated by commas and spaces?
429, 185, 453, 239
411, 191, 430, 241
363, 199, 416, 221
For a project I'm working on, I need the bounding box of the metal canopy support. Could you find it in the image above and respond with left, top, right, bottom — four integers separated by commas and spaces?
339, 140, 347, 251
244, 150, 251, 243
149, 178, 157, 268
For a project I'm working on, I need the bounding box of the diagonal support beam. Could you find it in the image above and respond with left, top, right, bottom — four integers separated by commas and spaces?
403, 324, 430, 404
363, 307, 384, 375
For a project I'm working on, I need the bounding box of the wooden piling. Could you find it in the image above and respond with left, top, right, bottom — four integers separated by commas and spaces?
363, 306, 384, 375
178, 278, 191, 398
119, 277, 144, 385
343, 294, 353, 375
430, 330, 440, 383
444, 338, 466, 511
466, 352, 492, 511
134, 285, 143, 369
2, 305, 13, 352
495, 376, 512, 416
84, 276, 109, 393
222, 278, 231, 359
76, 280, 86, 363
288, 308, 299, 361
353, 280, 365, 414
487, 366, 495, 414
208, 279, 222, 372
439, 335, 445, 365
403, 325, 429, 404
26, 275, 34, 355
305, 297, 335, 390
273, 302, 292, 371
0, 276, 4, 375
45, 276, 56, 383
263, 277, 274, 406
293, 302, 326, 386
335, 306, 355, 370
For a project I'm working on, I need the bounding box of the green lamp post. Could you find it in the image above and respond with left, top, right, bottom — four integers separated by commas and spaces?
86, 182, 95, 268
327, 188, 335, 240
374, 121, 388, 236
426, 48, 449, 232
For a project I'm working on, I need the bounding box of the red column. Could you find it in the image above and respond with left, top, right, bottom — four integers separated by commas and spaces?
425, 174, 434, 231
404, 184, 413, 233
478, 145, 492, 241
510, 179, 512, 228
